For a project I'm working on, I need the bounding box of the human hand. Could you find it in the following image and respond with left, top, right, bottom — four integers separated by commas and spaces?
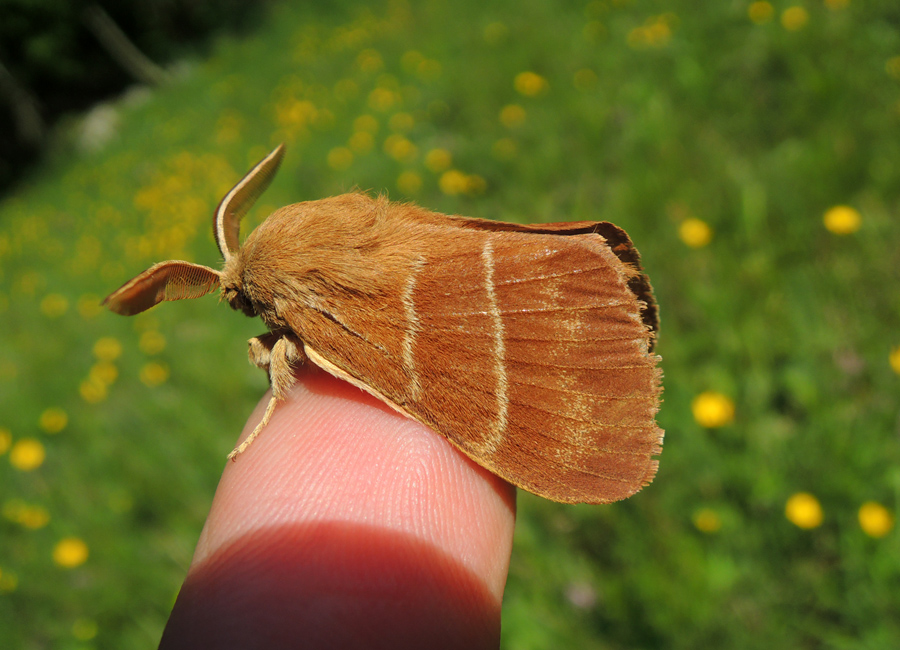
159, 368, 516, 649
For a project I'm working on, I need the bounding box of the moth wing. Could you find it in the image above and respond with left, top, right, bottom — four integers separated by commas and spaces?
286, 223, 661, 504
102, 261, 220, 315
214, 143, 285, 260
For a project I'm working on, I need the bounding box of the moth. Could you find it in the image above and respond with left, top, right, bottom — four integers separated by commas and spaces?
104, 144, 663, 504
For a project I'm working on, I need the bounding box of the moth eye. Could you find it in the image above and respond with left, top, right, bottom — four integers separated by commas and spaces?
225, 288, 257, 317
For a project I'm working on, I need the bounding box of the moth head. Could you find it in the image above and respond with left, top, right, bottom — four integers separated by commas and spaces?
103, 144, 286, 317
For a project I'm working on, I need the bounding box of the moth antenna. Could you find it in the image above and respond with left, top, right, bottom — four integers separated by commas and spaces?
102, 261, 221, 315
214, 143, 286, 263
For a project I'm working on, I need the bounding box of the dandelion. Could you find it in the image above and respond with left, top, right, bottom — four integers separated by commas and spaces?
679, 218, 713, 248
748, 1, 774, 24
416, 59, 442, 82
439, 170, 469, 196
53, 537, 89, 568
0, 568, 18, 592
72, 618, 99, 641
823, 205, 861, 235
691, 391, 735, 428
400, 50, 424, 73
348, 131, 375, 154
10, 438, 45, 471
825, 0, 849, 9
140, 362, 170, 387
514, 72, 548, 97
80, 376, 108, 403
781, 7, 809, 31
583, 21, 606, 42
890, 346, 900, 375
93, 337, 122, 362
327, 147, 354, 171
383, 134, 418, 163
77, 294, 103, 319
500, 104, 526, 129
396, 171, 423, 195
90, 361, 118, 386
357, 49, 383, 73
692, 508, 722, 533
492, 138, 517, 160
139, 330, 166, 355
786, 492, 823, 529
483, 22, 508, 45
573, 68, 598, 91
425, 148, 452, 173
18, 505, 50, 529
0, 427, 12, 454
39, 407, 68, 434
388, 112, 415, 133
368, 87, 396, 112
858, 502, 893, 538
353, 114, 379, 134
40, 293, 69, 318
887, 57, 900, 81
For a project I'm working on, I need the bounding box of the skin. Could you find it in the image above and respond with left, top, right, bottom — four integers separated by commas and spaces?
159, 367, 517, 650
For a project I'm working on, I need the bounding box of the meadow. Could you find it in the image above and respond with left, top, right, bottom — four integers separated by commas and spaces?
1, 0, 899, 647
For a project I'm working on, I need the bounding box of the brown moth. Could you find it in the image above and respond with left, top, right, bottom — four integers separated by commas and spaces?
104, 144, 663, 504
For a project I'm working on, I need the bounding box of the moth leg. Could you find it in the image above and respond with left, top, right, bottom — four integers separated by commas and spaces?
229, 333, 306, 460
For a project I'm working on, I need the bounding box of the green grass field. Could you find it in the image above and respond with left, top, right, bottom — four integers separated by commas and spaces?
2, 0, 899, 647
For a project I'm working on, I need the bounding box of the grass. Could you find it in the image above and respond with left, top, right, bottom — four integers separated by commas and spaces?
2, 0, 899, 647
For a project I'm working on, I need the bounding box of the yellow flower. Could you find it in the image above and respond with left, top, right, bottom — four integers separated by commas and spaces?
858, 502, 894, 538
425, 148, 453, 173
890, 346, 900, 375
140, 362, 170, 387
139, 330, 166, 355
691, 391, 734, 428
348, 131, 374, 154
357, 48, 383, 73
39, 407, 68, 434
397, 171, 422, 195
573, 68, 598, 91
18, 505, 50, 529
0, 427, 11, 454
353, 114, 379, 133
692, 508, 722, 533
0, 568, 18, 592
93, 337, 122, 362
748, 1, 774, 24
786, 492, 823, 529
10, 438, 45, 471
326, 147, 354, 171
514, 71, 548, 97
72, 618, 99, 641
823, 205, 861, 235
825, 0, 849, 9
887, 57, 900, 81
40, 293, 69, 318
89, 361, 118, 386
439, 170, 469, 196
367, 87, 396, 112
77, 294, 103, 319
500, 104, 526, 129
781, 7, 809, 31
80, 376, 108, 403
388, 112, 414, 133
679, 218, 713, 248
492, 138, 517, 160
383, 134, 418, 163
53, 537, 89, 568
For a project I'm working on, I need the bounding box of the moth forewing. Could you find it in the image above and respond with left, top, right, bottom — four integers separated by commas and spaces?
260, 196, 663, 504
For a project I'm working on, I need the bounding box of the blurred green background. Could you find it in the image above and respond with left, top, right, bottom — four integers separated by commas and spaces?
2, 0, 900, 647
